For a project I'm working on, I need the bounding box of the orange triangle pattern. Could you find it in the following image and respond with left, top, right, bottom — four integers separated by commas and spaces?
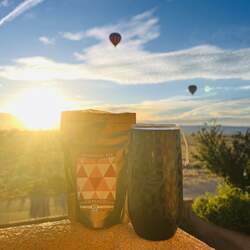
83, 179, 94, 191
96, 191, 109, 199
90, 177, 102, 189
92, 192, 99, 199
97, 179, 109, 191
104, 165, 116, 177
77, 155, 117, 201
84, 164, 96, 177
90, 167, 102, 178
106, 192, 114, 200
105, 177, 116, 191
81, 191, 93, 200
98, 164, 110, 176
77, 166, 88, 177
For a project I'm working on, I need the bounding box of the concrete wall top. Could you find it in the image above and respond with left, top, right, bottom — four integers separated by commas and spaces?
0, 219, 213, 250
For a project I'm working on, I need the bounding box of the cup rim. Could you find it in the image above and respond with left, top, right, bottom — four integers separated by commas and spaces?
133, 123, 180, 130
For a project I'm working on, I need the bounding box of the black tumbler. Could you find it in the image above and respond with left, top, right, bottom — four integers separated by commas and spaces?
127, 124, 183, 241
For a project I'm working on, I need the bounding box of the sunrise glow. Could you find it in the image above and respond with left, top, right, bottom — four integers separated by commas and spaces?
6, 87, 66, 130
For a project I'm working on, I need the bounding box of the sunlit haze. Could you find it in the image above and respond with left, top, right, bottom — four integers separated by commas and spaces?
5, 87, 66, 129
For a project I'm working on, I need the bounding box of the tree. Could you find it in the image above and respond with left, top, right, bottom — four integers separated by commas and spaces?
194, 122, 250, 192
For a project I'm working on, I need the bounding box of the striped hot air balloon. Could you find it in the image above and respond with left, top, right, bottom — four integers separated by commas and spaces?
109, 33, 122, 47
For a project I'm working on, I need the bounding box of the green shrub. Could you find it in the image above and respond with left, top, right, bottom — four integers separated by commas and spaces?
192, 184, 250, 234
193, 122, 250, 191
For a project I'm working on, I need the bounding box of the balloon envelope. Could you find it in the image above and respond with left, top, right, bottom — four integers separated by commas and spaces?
188, 85, 197, 95
109, 33, 122, 47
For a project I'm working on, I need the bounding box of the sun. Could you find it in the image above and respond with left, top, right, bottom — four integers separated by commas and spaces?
7, 87, 66, 130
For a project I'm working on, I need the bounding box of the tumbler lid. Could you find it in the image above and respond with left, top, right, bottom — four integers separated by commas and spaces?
133, 123, 180, 130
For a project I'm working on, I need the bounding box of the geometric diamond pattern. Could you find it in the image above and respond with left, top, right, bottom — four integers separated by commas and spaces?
76, 154, 117, 202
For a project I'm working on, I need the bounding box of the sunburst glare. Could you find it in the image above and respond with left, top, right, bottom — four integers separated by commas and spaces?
6, 87, 67, 130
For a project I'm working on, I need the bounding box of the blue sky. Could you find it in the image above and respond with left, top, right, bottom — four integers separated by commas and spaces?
0, 0, 250, 126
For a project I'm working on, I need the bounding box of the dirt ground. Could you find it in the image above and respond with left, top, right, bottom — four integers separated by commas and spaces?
183, 168, 221, 200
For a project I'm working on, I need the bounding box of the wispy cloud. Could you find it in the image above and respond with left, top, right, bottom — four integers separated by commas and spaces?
204, 85, 250, 93
39, 36, 55, 45
240, 85, 250, 90
60, 31, 85, 41
60, 8, 158, 43
88, 96, 250, 126
0, 57, 81, 81
0, 0, 44, 28
1, 9, 250, 85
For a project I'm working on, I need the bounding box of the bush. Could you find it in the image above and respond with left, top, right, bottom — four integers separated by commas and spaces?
194, 122, 250, 191
192, 184, 250, 234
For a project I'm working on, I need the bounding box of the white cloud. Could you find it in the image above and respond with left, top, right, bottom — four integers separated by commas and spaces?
39, 36, 55, 45
2, 45, 250, 85
0, 0, 44, 27
204, 84, 250, 93
1, 10, 250, 85
89, 97, 250, 125
240, 85, 250, 90
60, 31, 85, 41
84, 9, 159, 45
0, 57, 83, 81
61, 8, 159, 44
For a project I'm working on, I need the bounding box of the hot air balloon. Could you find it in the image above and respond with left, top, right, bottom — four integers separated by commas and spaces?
188, 85, 197, 95
109, 32, 122, 47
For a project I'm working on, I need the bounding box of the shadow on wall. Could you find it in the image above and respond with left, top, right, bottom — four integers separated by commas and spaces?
181, 200, 250, 250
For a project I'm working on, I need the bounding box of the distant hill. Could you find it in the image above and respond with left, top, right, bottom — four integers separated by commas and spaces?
0, 113, 23, 130
0, 113, 248, 134
181, 125, 249, 135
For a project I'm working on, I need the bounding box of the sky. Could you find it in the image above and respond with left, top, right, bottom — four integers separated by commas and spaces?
0, 0, 250, 127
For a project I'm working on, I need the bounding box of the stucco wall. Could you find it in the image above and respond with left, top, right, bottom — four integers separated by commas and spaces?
0, 219, 213, 250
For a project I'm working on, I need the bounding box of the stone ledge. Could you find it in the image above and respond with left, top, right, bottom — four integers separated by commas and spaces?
0, 219, 214, 250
